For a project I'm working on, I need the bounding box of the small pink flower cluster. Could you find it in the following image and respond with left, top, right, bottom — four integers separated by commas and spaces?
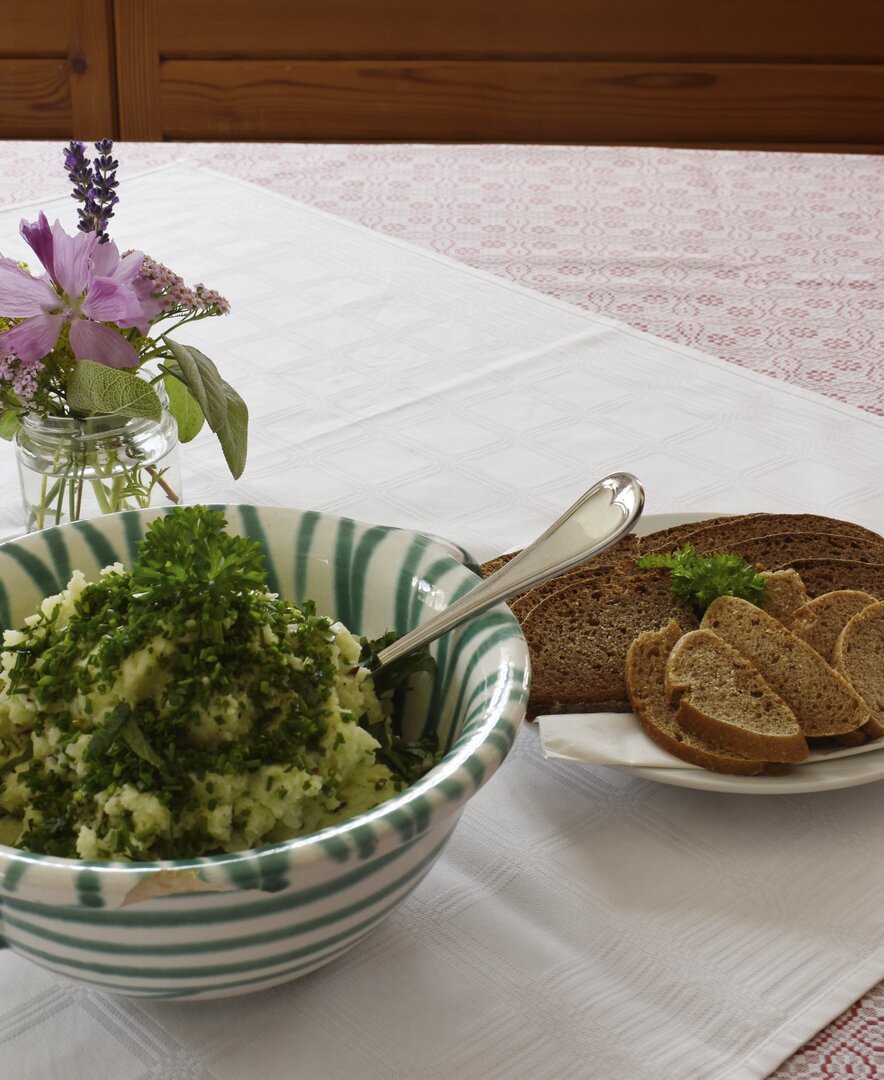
141, 256, 230, 316
0, 351, 41, 405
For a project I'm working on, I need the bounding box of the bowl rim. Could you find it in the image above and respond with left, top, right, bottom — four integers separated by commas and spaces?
0, 504, 530, 887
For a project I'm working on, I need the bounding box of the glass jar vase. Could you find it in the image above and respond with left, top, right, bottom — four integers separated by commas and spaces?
15, 391, 182, 532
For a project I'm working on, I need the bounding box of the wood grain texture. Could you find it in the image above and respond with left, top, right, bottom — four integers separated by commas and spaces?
10, 0, 884, 147
157, 59, 884, 147
1, 1, 114, 139
4, 4, 72, 55
114, 0, 162, 139
68, 0, 116, 138
151, 0, 884, 63
0, 60, 71, 137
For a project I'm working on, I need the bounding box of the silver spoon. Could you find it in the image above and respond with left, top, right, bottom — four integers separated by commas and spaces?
375, 472, 645, 669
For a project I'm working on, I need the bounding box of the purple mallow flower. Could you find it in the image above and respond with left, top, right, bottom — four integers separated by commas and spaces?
0, 213, 157, 369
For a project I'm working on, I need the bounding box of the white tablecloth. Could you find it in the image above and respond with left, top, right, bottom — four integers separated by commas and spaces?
1, 164, 883, 1080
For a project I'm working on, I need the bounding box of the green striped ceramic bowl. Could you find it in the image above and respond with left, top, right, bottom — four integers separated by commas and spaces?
0, 505, 529, 999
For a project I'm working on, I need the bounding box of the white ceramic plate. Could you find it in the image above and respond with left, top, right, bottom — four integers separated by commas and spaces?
621, 512, 884, 796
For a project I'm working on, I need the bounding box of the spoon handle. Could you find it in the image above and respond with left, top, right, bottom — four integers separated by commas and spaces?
375, 472, 644, 670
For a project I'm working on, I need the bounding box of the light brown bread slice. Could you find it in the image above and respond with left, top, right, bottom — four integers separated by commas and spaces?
522, 568, 699, 717
625, 621, 769, 775
790, 590, 877, 662
701, 596, 869, 738
772, 559, 884, 600
663, 628, 808, 762
760, 569, 809, 624
833, 600, 884, 738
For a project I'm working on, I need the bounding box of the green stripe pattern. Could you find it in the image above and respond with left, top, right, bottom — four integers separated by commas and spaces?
0, 505, 529, 999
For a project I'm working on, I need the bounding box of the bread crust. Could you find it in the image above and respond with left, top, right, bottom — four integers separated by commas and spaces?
833, 600, 884, 738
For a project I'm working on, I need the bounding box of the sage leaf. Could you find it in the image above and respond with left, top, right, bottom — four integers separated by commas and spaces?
162, 371, 205, 443
67, 360, 163, 421
219, 379, 249, 480
164, 340, 226, 430
164, 341, 248, 478
0, 410, 21, 441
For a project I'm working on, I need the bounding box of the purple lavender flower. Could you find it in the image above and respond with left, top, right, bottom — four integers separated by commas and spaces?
63, 141, 92, 204
63, 139, 119, 243
0, 213, 157, 368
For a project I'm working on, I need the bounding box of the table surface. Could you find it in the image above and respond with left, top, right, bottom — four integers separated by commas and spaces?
0, 140, 883, 1079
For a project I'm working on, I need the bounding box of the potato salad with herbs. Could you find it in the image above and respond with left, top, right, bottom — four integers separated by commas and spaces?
0, 507, 437, 861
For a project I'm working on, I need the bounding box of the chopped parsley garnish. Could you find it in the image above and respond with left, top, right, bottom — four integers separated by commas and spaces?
0, 506, 438, 860
636, 544, 768, 613
357, 632, 441, 784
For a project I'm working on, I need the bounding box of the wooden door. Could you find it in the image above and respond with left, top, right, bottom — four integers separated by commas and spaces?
2, 0, 116, 139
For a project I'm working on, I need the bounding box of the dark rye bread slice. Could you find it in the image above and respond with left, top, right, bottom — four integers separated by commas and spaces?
664, 629, 808, 763
636, 515, 736, 554
480, 533, 641, 620
727, 532, 884, 568
523, 567, 806, 716
511, 562, 623, 623
625, 621, 768, 775
790, 590, 877, 662
833, 600, 884, 738
701, 596, 869, 738
641, 513, 884, 556
772, 559, 884, 600
516, 550, 806, 625
521, 568, 699, 717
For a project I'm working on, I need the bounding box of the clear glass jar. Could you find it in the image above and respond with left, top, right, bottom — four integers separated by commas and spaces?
15, 387, 182, 532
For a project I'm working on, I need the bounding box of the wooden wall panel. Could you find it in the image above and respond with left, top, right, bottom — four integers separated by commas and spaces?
67, 0, 119, 139
6, 5, 73, 55
110, 0, 884, 148
0, 61, 71, 137
151, 0, 884, 64
114, 0, 162, 140
1, 1, 116, 140
157, 59, 884, 148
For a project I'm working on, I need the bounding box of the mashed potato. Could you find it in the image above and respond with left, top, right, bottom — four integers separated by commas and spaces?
0, 508, 426, 861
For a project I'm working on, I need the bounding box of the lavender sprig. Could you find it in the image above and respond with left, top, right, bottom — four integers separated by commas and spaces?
62, 139, 120, 243
63, 140, 92, 206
